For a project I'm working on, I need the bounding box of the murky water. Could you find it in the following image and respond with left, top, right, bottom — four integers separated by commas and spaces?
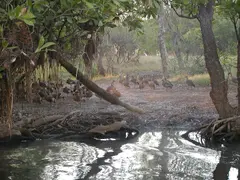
0, 130, 240, 180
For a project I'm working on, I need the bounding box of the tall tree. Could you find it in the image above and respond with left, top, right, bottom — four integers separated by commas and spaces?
158, 3, 169, 78
168, 0, 236, 118
166, 11, 185, 72
217, 0, 240, 113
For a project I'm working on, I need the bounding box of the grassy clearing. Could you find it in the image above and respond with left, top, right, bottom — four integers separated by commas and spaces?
190, 74, 210, 86
170, 73, 210, 86
93, 74, 118, 81
33, 55, 213, 87
105, 55, 161, 74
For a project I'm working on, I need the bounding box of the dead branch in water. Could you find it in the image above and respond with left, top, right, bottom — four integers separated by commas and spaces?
57, 53, 143, 114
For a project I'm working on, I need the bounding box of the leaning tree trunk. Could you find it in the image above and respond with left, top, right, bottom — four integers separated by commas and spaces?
198, 0, 236, 118
158, 6, 169, 78
56, 53, 143, 113
82, 37, 96, 79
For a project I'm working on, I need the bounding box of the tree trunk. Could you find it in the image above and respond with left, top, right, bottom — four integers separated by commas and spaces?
25, 58, 32, 103
97, 47, 106, 76
198, 0, 235, 118
172, 32, 185, 72
57, 53, 143, 113
237, 41, 240, 113
82, 37, 96, 79
0, 69, 13, 138
158, 6, 169, 78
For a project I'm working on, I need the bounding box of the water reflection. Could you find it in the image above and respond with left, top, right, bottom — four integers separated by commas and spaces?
0, 130, 240, 180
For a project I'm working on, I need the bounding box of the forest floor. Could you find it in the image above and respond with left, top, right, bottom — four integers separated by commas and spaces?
12, 79, 238, 132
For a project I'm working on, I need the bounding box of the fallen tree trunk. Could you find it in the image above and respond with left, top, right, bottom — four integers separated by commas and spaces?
57, 53, 143, 113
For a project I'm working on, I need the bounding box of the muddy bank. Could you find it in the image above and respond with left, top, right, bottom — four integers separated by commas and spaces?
12, 79, 219, 135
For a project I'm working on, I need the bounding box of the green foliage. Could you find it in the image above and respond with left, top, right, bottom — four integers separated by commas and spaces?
134, 19, 159, 54
35, 36, 55, 53
8, 5, 35, 25
213, 17, 236, 54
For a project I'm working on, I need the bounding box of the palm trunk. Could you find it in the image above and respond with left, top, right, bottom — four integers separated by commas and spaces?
198, 0, 235, 118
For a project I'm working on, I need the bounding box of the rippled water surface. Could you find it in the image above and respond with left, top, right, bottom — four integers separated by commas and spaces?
0, 130, 240, 180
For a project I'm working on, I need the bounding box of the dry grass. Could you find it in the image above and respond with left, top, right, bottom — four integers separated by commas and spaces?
93, 74, 118, 81
170, 73, 210, 86
108, 55, 161, 74
34, 55, 211, 87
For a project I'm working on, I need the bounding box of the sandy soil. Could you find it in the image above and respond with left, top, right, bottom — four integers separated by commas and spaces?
12, 79, 238, 131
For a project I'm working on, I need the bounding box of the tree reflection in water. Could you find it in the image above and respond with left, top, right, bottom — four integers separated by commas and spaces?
1, 130, 240, 179
213, 144, 240, 180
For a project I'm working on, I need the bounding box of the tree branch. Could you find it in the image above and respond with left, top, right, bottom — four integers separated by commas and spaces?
171, 5, 197, 19
230, 16, 240, 41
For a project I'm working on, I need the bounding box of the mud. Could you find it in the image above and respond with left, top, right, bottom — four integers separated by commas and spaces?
13, 79, 237, 132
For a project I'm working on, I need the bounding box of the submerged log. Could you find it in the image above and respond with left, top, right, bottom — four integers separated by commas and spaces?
57, 53, 143, 113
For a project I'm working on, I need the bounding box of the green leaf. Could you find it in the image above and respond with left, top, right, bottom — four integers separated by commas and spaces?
38, 36, 45, 49
35, 41, 55, 53
60, 0, 68, 9
78, 18, 89, 23
112, 0, 121, 6
8, 6, 22, 20
21, 11, 35, 19
26, 0, 33, 7
0, 74, 2, 79
2, 39, 8, 48
98, 20, 103, 27
67, 17, 73, 23
0, 67, 4, 72
0, 25, 3, 37
85, 1, 94, 9
6, 46, 18, 50
40, 42, 55, 49
21, 18, 35, 26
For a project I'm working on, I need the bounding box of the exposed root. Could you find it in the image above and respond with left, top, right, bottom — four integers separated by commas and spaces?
182, 116, 240, 143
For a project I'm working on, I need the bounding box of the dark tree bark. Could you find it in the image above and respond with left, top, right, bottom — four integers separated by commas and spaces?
197, 0, 236, 118
57, 53, 143, 113
0, 69, 13, 138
